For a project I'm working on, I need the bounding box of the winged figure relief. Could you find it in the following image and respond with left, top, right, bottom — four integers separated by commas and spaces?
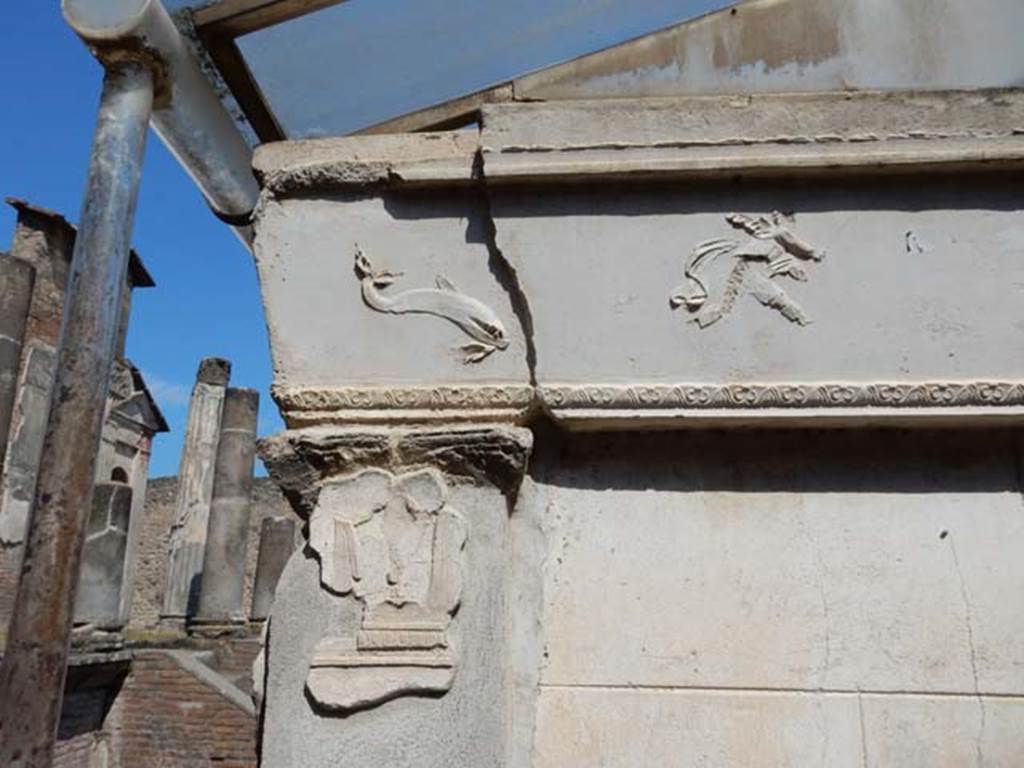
670, 212, 825, 328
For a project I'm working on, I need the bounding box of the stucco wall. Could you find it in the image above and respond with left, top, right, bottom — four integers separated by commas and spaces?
522, 428, 1024, 766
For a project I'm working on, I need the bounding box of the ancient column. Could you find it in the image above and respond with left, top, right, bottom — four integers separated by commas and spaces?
161, 357, 230, 625
193, 387, 259, 633
0, 255, 34, 467
250, 515, 296, 622
73, 483, 132, 633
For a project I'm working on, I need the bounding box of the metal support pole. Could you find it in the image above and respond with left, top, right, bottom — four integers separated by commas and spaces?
0, 61, 153, 767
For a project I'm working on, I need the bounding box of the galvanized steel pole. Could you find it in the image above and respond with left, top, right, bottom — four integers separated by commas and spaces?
0, 61, 153, 767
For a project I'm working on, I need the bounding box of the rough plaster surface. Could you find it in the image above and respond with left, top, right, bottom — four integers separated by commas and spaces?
261, 483, 511, 768
129, 477, 296, 631
514, 0, 1024, 100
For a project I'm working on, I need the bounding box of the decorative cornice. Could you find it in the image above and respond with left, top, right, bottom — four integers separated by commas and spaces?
539, 382, 1024, 411
258, 425, 534, 517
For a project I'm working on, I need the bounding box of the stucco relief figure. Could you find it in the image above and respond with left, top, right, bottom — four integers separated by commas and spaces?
306, 468, 467, 713
353, 246, 509, 363
671, 212, 825, 328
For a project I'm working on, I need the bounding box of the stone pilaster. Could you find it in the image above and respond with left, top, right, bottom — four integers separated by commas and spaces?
0, 342, 56, 545
161, 357, 230, 623
256, 424, 531, 768
193, 387, 259, 633
73, 483, 132, 631
250, 515, 297, 622
0, 254, 34, 468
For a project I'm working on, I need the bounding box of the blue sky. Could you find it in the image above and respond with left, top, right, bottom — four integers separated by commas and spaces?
0, 1, 727, 477
0, 4, 279, 477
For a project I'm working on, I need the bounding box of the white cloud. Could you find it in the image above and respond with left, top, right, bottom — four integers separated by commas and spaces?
140, 370, 190, 408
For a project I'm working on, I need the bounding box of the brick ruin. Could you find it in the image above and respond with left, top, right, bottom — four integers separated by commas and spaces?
0, 200, 297, 767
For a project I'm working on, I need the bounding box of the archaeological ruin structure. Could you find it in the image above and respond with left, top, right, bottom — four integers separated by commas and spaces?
0, 202, 300, 765
0, 199, 166, 640
2, 0, 1023, 765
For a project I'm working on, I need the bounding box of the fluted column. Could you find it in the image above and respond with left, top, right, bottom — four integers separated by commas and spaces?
161, 357, 230, 624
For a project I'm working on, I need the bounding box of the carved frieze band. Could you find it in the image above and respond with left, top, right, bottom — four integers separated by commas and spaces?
275, 382, 1024, 425
274, 384, 535, 414
539, 382, 1024, 411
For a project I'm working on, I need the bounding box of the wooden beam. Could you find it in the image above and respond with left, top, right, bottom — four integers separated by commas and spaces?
194, 0, 346, 38
202, 37, 287, 143
354, 83, 515, 136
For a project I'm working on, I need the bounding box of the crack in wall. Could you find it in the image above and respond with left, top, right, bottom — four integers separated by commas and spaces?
948, 535, 986, 768
473, 152, 538, 391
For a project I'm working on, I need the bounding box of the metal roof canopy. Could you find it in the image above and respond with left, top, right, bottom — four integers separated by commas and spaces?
183, 0, 737, 141
182, 0, 1024, 144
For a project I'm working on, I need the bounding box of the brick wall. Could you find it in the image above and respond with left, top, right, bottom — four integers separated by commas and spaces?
53, 688, 112, 768
55, 649, 258, 768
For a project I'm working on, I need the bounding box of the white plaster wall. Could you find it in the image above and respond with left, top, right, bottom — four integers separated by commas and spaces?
253, 193, 529, 390
525, 429, 1024, 766
491, 179, 1024, 386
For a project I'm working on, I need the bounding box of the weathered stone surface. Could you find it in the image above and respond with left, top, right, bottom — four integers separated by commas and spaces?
532, 688, 1024, 767
197, 356, 231, 387
129, 477, 295, 632
513, 0, 1024, 101
194, 387, 259, 627
251, 192, 531, 426
250, 67, 1024, 766
253, 132, 478, 195
482, 90, 1024, 154
99, 360, 167, 627
305, 468, 465, 712
74, 483, 133, 630
533, 430, 1024, 694
162, 357, 231, 620
0, 342, 55, 545
262, 484, 512, 768
488, 175, 1024, 428
250, 516, 296, 622
0, 254, 34, 473
259, 425, 533, 517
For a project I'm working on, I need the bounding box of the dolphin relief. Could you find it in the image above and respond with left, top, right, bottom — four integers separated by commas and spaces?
353, 247, 510, 364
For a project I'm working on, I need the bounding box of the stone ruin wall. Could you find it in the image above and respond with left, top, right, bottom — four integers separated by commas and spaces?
129, 475, 294, 633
